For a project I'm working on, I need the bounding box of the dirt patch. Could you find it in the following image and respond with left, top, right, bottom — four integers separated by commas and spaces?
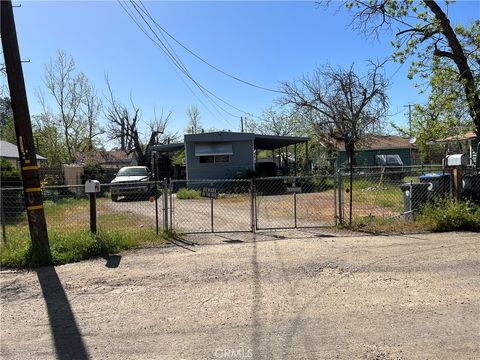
1, 230, 478, 359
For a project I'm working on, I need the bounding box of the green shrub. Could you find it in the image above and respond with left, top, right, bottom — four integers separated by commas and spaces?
417, 199, 480, 232
176, 188, 201, 200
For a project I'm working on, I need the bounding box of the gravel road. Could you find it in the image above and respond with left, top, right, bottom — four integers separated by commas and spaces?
1, 230, 479, 360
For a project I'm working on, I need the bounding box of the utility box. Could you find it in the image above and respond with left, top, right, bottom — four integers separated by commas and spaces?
85, 179, 100, 193
400, 182, 430, 218
444, 154, 468, 167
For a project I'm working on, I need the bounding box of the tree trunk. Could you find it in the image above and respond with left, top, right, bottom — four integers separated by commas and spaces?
425, 0, 480, 137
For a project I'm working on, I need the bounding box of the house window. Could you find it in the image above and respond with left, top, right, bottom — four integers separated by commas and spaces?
199, 155, 230, 164
199, 156, 215, 163
215, 155, 230, 163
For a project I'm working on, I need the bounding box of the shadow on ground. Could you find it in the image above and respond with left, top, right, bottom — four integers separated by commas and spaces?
36, 266, 89, 360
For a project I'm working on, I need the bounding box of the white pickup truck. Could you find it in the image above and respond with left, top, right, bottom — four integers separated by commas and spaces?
110, 166, 155, 201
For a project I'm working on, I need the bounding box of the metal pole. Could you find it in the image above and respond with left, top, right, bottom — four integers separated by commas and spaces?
305, 141, 309, 175
163, 178, 169, 231
294, 143, 297, 176
169, 181, 173, 230
0, 189, 6, 242
250, 178, 255, 233
90, 193, 97, 234
153, 153, 159, 235
210, 184, 214, 233
333, 169, 338, 226
1, 0, 50, 261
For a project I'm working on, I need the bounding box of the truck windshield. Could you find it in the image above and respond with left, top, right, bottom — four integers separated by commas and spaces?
117, 168, 148, 176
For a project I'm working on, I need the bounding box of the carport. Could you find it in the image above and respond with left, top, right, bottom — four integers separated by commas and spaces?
254, 134, 310, 176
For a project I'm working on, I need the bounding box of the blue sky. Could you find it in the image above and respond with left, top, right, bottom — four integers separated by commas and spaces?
5, 0, 480, 143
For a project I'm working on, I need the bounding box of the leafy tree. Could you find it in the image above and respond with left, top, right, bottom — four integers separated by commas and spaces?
337, 0, 480, 136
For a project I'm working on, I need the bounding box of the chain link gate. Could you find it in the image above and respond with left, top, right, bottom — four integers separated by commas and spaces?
166, 176, 338, 234
168, 179, 254, 233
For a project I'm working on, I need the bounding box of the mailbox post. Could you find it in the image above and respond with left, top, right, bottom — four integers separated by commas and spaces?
85, 180, 100, 234
444, 154, 467, 200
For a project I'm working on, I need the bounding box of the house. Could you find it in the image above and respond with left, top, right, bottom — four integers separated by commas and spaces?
437, 131, 478, 166
152, 131, 310, 180
335, 135, 417, 167
0, 140, 47, 168
75, 149, 136, 169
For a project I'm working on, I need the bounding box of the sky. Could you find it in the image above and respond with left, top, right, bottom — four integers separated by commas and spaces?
3, 0, 480, 146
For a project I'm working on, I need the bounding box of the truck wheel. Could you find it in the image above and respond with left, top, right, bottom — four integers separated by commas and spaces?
111, 194, 118, 202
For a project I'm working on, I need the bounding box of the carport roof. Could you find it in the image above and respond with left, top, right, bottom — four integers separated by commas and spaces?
152, 143, 185, 153
253, 134, 309, 150
152, 132, 310, 152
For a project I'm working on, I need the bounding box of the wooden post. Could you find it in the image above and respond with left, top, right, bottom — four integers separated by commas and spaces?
1, 0, 50, 262
452, 168, 463, 200
89, 193, 97, 234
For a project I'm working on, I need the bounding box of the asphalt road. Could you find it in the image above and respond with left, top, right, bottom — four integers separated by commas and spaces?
1, 230, 479, 360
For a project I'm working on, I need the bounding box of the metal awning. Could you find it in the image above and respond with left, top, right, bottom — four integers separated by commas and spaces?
151, 143, 185, 153
254, 134, 309, 150
195, 143, 233, 156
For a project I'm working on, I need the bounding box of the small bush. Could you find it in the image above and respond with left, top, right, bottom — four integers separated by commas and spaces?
417, 199, 480, 232
176, 188, 201, 200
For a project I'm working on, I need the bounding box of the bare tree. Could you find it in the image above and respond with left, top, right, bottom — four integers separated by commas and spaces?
40, 50, 89, 161
281, 62, 388, 224
186, 105, 202, 134
104, 77, 174, 166
104, 76, 138, 153
82, 82, 103, 150
256, 107, 303, 136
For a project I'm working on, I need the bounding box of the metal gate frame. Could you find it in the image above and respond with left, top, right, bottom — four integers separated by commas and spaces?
165, 175, 341, 234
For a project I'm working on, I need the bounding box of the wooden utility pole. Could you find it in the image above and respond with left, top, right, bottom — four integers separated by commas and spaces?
1, 0, 50, 262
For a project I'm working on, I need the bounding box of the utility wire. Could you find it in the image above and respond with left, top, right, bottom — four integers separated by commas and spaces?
128, 0, 256, 123
119, 0, 236, 127
137, 0, 284, 95
129, 0, 263, 120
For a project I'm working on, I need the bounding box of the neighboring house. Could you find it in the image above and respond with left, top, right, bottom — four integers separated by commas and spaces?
437, 131, 478, 166
0, 140, 47, 169
75, 149, 136, 169
153, 131, 310, 180
335, 135, 417, 167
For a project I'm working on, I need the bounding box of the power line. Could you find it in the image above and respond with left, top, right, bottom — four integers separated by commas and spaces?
128, 0, 261, 121
118, 0, 236, 127
136, 0, 283, 94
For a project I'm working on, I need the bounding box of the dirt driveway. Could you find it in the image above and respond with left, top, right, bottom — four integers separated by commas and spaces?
103, 190, 396, 233
1, 230, 479, 359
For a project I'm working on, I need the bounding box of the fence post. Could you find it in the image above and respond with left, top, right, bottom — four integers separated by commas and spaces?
293, 177, 297, 228
250, 178, 256, 233
337, 170, 344, 224
0, 189, 6, 242
163, 178, 169, 231
210, 181, 214, 233
169, 180, 173, 230
333, 172, 338, 226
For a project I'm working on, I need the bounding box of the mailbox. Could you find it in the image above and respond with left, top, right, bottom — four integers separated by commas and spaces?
85, 179, 100, 193
444, 154, 468, 167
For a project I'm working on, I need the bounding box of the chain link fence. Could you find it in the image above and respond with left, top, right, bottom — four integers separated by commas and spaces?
1, 165, 479, 240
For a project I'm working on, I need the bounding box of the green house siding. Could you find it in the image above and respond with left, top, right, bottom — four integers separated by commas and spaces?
337, 148, 413, 167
